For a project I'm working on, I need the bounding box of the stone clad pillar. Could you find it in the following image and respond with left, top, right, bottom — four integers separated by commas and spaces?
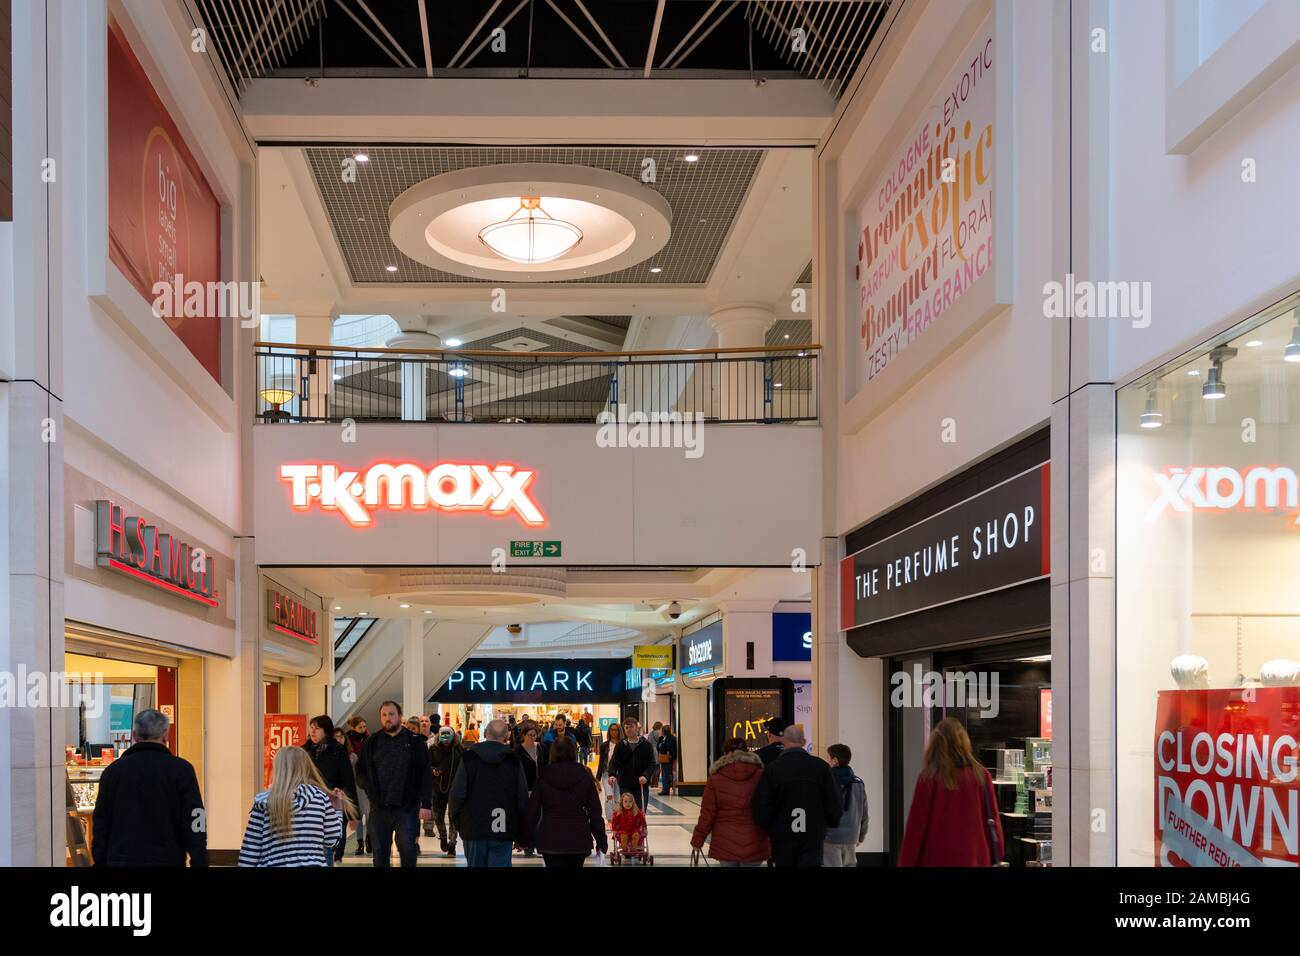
708, 303, 775, 421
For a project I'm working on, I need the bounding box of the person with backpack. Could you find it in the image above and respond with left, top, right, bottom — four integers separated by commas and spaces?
899, 717, 1005, 867
449, 718, 529, 867
751, 723, 842, 867
823, 743, 868, 867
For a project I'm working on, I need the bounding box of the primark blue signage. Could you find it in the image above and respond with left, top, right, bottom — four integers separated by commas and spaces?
430, 657, 627, 704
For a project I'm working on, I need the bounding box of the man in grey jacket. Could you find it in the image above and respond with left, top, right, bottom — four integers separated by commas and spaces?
823, 743, 868, 866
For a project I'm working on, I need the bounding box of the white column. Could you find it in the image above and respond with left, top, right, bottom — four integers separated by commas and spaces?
386, 329, 440, 422
718, 602, 775, 679
0, 0, 63, 866
708, 303, 775, 421
402, 618, 425, 720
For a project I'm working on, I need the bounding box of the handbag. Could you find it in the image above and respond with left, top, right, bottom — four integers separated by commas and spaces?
691, 847, 709, 867
657, 753, 672, 764
977, 768, 1001, 866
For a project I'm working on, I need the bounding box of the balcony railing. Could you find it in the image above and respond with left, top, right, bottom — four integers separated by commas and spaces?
254, 342, 819, 425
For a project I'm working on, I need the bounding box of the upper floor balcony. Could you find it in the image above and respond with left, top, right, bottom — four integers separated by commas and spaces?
254, 341, 819, 426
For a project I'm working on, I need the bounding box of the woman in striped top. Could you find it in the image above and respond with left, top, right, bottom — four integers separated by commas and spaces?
239, 746, 352, 867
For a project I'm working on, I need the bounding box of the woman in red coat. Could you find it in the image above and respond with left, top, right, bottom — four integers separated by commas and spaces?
899, 717, 1005, 867
690, 738, 770, 865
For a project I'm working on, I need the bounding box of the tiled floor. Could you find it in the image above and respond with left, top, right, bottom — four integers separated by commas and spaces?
338, 792, 703, 867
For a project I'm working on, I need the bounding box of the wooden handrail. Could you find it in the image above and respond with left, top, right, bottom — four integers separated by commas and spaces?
253, 341, 821, 360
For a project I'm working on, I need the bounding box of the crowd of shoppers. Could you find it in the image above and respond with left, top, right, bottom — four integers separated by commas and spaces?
91, 699, 999, 870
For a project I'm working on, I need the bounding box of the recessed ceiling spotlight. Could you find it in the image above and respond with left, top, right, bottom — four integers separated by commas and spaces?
1245, 340, 1263, 347
783, 333, 790, 339
332, 373, 341, 381
774, 382, 784, 388
423, 610, 433, 614
445, 338, 462, 347
683, 153, 700, 162
358, 611, 368, 616
333, 606, 342, 611
399, 603, 411, 609
354, 152, 369, 163
1187, 369, 1200, 376
650, 266, 662, 274
385, 265, 398, 272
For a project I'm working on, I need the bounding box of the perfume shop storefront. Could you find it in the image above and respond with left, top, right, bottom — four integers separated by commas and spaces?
62, 470, 235, 856
1117, 292, 1300, 868
842, 430, 1053, 866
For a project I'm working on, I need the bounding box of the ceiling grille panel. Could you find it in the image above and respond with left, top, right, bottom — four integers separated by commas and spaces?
305, 145, 763, 285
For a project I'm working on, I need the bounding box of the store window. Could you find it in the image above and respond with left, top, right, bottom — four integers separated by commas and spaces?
1117, 291, 1300, 867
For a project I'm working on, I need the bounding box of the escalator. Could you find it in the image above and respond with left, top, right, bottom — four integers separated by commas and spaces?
334, 616, 377, 669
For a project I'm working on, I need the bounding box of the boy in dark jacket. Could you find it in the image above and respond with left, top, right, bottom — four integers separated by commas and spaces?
752, 724, 843, 867
354, 701, 433, 867
92, 709, 206, 867
608, 717, 656, 809
450, 719, 529, 867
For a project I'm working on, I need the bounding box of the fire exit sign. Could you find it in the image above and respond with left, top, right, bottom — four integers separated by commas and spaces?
510, 540, 562, 558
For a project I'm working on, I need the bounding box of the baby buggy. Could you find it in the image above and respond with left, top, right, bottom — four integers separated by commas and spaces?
609, 788, 654, 866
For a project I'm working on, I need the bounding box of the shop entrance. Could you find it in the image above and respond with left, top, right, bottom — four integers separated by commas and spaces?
887, 634, 1052, 866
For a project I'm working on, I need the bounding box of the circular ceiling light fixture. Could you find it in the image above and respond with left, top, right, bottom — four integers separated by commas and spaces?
389, 164, 672, 282
354, 152, 369, 163
445, 338, 462, 347
477, 196, 583, 264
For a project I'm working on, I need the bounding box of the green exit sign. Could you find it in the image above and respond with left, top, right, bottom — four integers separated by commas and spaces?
510, 540, 562, 558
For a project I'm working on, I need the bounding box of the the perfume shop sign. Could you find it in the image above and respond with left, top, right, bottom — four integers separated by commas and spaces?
267, 589, 319, 645
840, 463, 1049, 630
95, 500, 218, 607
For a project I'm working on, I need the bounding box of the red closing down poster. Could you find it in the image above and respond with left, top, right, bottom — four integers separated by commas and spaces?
1154, 687, 1300, 867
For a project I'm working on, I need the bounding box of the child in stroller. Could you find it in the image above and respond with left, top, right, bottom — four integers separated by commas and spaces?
609, 790, 652, 865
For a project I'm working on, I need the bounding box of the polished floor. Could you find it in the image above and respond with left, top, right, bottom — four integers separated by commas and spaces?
339, 790, 703, 867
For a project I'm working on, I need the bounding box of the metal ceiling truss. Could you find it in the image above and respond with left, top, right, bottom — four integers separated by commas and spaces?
193, 0, 891, 100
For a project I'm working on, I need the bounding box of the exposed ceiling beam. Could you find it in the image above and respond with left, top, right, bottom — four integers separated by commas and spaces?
543, 0, 614, 69
461, 0, 530, 68
354, 0, 418, 68
664, 1, 742, 70
447, 0, 503, 68
330, 0, 408, 68
644, 0, 666, 77
417, 0, 434, 77
660, 0, 724, 68
571, 0, 628, 68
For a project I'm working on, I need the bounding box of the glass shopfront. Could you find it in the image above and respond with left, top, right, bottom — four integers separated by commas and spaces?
1117, 291, 1300, 867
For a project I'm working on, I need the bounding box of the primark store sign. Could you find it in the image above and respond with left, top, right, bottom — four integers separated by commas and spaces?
840, 463, 1049, 630
429, 657, 627, 704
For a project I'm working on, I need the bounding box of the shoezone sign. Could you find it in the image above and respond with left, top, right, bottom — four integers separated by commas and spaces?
278, 461, 545, 528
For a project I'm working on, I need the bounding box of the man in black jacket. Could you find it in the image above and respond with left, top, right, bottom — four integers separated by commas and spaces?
752, 724, 843, 867
609, 717, 656, 809
450, 719, 529, 867
756, 717, 788, 766
428, 726, 463, 856
355, 701, 433, 867
91, 709, 206, 867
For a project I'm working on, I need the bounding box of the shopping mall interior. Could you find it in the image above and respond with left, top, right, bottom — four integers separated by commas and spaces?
6, 0, 1300, 905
